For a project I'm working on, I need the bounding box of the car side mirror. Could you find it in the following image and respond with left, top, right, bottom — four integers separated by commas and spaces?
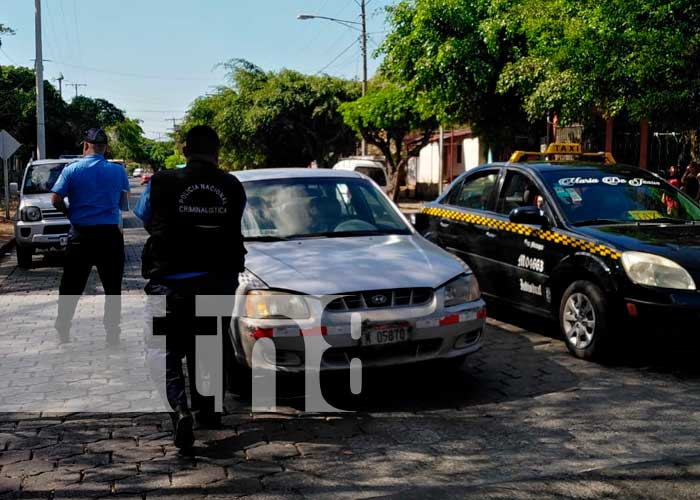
9, 182, 18, 197
509, 206, 548, 227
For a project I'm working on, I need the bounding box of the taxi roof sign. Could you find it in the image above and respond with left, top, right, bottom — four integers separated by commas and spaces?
546, 143, 581, 155
509, 143, 615, 165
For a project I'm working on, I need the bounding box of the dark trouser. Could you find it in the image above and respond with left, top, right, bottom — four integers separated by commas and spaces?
145, 274, 237, 414
56, 225, 125, 337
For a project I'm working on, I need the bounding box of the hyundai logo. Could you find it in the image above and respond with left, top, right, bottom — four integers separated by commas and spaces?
371, 294, 388, 305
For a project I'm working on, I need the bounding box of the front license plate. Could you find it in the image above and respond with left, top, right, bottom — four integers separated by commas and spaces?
362, 324, 410, 346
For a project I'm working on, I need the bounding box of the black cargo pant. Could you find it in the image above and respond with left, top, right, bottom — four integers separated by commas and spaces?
56, 225, 125, 337
145, 274, 237, 414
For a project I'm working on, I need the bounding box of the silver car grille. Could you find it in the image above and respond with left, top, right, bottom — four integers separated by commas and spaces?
326, 288, 433, 312
41, 209, 66, 220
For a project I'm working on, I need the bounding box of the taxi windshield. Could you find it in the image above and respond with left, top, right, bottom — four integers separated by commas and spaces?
241, 177, 410, 240
541, 167, 700, 225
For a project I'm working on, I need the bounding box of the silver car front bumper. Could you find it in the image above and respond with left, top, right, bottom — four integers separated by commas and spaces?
233, 298, 486, 373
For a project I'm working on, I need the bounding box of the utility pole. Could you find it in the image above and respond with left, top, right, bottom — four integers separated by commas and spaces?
54, 73, 64, 100
360, 0, 368, 156
35, 0, 46, 160
165, 118, 179, 130
66, 82, 87, 98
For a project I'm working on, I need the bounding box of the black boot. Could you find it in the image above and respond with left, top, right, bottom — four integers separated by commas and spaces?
196, 411, 222, 430
170, 407, 194, 450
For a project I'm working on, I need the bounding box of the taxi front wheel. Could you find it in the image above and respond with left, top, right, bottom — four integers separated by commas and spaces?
559, 281, 612, 360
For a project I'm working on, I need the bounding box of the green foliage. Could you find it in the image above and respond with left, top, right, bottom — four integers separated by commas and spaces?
493, 0, 700, 126
340, 80, 438, 198
180, 60, 361, 169
106, 118, 147, 162
164, 152, 186, 170
379, 0, 530, 145
143, 138, 176, 171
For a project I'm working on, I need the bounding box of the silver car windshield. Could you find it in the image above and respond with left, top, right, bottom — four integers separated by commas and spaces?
242, 177, 410, 240
23, 163, 66, 195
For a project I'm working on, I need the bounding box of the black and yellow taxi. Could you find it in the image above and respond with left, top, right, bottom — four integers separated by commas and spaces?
415, 144, 700, 360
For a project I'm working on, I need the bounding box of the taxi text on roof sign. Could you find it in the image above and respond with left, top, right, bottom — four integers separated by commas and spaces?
509, 143, 615, 165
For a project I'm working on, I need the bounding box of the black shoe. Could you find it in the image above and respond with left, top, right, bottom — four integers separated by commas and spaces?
196, 412, 222, 429
171, 408, 194, 450
56, 329, 71, 344
106, 333, 121, 348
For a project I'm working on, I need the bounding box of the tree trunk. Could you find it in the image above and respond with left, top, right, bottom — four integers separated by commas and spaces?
689, 130, 700, 163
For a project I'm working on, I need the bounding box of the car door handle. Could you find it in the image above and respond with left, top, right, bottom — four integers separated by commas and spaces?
485, 231, 497, 238
439, 218, 451, 228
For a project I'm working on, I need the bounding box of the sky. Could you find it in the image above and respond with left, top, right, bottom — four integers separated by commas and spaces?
1, 0, 393, 140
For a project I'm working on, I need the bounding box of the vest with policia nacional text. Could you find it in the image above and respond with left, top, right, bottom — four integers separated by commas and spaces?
141, 160, 247, 279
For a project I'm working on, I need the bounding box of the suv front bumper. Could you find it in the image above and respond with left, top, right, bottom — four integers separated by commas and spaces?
15, 220, 71, 249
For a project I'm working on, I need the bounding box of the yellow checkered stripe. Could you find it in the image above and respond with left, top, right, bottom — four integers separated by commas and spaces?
422, 207, 621, 260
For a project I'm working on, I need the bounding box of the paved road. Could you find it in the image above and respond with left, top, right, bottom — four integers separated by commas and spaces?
0, 180, 699, 499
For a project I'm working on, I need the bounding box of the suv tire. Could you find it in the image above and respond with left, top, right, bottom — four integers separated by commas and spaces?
559, 280, 612, 360
16, 246, 34, 269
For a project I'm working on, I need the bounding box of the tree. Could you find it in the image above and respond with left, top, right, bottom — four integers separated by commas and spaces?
143, 138, 176, 171
180, 60, 361, 169
340, 81, 437, 199
0, 65, 135, 160
67, 96, 126, 145
379, 0, 532, 148
493, 0, 700, 138
106, 118, 147, 162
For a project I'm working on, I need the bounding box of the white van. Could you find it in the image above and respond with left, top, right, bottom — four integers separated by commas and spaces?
332, 158, 390, 194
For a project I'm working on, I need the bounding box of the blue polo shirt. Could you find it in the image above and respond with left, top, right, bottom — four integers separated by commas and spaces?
52, 154, 130, 226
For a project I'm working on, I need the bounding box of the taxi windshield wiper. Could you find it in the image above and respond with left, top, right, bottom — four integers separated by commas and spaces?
640, 217, 693, 224
572, 218, 625, 227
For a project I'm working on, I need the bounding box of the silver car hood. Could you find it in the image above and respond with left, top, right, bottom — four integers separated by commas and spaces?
245, 234, 465, 295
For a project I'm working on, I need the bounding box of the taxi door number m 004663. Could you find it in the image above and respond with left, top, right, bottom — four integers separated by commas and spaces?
362, 323, 410, 346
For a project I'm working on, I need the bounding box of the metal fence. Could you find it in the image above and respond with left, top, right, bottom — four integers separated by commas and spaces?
1, 156, 25, 214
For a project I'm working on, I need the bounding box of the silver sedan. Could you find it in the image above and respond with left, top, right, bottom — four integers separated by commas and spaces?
228, 168, 486, 373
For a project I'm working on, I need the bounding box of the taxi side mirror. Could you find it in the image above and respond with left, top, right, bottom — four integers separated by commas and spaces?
9, 182, 18, 197
509, 206, 548, 227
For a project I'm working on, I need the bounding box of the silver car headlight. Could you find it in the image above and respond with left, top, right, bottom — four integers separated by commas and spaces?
244, 290, 311, 319
621, 251, 696, 290
21, 206, 42, 222
443, 274, 481, 306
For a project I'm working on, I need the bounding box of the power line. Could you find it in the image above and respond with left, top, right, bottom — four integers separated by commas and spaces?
317, 37, 360, 74
48, 60, 216, 81
0, 46, 17, 65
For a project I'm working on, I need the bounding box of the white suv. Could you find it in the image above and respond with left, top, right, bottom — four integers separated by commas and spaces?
332, 158, 390, 194
11, 159, 75, 268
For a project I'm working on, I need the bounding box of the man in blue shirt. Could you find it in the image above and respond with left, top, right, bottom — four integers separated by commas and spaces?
52, 128, 131, 345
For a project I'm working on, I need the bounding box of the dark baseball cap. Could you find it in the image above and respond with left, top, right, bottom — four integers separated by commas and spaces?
82, 128, 108, 145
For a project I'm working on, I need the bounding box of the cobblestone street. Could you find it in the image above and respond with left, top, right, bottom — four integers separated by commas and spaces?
1, 192, 699, 499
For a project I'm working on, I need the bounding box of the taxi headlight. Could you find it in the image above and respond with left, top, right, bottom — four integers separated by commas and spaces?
621, 251, 696, 290
443, 274, 481, 306
244, 290, 311, 319
21, 206, 42, 222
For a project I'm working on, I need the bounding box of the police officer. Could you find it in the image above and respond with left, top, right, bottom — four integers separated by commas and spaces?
52, 128, 130, 345
134, 125, 246, 450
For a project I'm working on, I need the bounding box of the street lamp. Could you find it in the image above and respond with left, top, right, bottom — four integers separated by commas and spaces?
298, 1, 368, 156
